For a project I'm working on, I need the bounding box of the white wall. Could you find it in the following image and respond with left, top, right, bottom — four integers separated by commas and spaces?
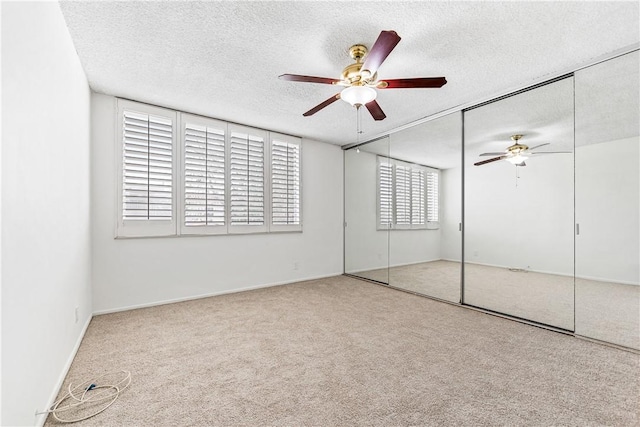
91, 93, 343, 313
345, 149, 441, 274
1, 3, 92, 426
464, 154, 574, 275
576, 137, 639, 284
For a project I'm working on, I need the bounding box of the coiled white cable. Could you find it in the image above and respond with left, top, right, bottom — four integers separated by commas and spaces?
42, 370, 131, 423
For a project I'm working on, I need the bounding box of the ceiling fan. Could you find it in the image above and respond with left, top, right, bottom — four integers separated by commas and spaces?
474, 134, 571, 167
278, 30, 447, 121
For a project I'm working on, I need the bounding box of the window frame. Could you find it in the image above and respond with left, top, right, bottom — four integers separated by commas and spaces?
116, 99, 178, 238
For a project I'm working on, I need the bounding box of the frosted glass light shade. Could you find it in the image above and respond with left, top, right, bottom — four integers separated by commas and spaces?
506, 154, 528, 164
341, 86, 377, 106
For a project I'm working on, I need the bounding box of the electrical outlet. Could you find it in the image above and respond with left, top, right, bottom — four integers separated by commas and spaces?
293, 261, 299, 270
473, 250, 479, 257
75, 307, 79, 323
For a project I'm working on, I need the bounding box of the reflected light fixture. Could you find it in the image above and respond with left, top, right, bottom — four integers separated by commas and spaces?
340, 86, 377, 107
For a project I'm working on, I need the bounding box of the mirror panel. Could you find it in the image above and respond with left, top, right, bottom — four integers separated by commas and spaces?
387, 112, 462, 302
463, 77, 575, 330
344, 136, 390, 283
575, 51, 640, 349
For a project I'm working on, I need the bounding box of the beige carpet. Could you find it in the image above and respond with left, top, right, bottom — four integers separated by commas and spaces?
47, 276, 639, 426
353, 261, 639, 349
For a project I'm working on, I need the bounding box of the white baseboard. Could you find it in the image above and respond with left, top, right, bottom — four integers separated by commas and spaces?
93, 272, 344, 316
36, 314, 93, 427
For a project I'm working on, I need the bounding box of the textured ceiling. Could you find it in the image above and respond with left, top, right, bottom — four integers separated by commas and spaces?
59, 1, 639, 146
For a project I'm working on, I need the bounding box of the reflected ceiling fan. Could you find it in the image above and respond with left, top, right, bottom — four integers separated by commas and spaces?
474, 134, 571, 167
278, 30, 447, 121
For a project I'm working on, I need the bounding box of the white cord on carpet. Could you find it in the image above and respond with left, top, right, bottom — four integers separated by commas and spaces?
41, 370, 131, 423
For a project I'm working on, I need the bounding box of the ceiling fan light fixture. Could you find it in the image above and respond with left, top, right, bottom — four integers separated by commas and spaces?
340, 86, 377, 107
506, 154, 528, 165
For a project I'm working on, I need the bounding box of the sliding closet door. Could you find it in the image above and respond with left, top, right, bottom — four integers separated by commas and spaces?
344, 137, 390, 284
463, 78, 575, 330
387, 112, 462, 303
574, 51, 639, 349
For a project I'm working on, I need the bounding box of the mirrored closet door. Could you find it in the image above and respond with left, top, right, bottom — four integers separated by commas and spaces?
574, 51, 640, 349
344, 136, 390, 284
387, 112, 462, 303
463, 77, 575, 330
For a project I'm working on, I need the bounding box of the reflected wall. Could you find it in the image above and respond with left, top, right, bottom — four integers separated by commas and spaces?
463, 77, 575, 330
343, 49, 639, 350
575, 51, 639, 349
344, 137, 389, 283
387, 112, 462, 303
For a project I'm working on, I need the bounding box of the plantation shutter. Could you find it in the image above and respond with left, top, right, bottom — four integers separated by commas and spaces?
229, 126, 267, 232
122, 110, 173, 220
395, 165, 412, 227
182, 116, 227, 234
411, 169, 425, 226
117, 100, 177, 238
426, 171, 440, 225
378, 158, 393, 228
271, 134, 302, 231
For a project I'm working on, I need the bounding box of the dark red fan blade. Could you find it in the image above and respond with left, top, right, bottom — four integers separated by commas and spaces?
303, 94, 341, 117
361, 30, 402, 75
380, 77, 447, 89
279, 74, 340, 85
474, 156, 506, 166
365, 100, 386, 121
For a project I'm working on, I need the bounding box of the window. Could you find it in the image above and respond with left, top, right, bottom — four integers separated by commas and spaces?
270, 133, 302, 232
181, 115, 227, 235
117, 100, 177, 237
116, 99, 302, 238
229, 125, 267, 233
377, 156, 439, 230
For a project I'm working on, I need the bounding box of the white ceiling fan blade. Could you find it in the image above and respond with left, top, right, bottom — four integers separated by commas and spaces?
479, 152, 507, 156
529, 151, 572, 155
527, 142, 551, 151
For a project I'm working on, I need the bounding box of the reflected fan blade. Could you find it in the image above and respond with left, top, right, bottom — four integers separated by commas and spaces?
379, 77, 447, 89
303, 94, 341, 117
361, 30, 402, 76
529, 151, 572, 155
479, 152, 507, 156
279, 74, 340, 85
365, 100, 386, 121
474, 156, 506, 166
527, 142, 551, 151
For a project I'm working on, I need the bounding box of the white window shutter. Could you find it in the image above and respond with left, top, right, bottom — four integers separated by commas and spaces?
117, 100, 177, 237
229, 125, 267, 233
426, 171, 440, 227
270, 134, 302, 232
395, 165, 412, 227
181, 115, 227, 234
378, 159, 393, 229
411, 169, 425, 226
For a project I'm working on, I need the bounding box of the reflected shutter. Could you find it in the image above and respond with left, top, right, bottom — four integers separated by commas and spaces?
411, 169, 425, 225
395, 165, 411, 226
378, 160, 393, 227
427, 171, 439, 223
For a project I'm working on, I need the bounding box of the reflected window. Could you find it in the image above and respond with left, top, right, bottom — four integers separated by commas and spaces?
377, 156, 439, 230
